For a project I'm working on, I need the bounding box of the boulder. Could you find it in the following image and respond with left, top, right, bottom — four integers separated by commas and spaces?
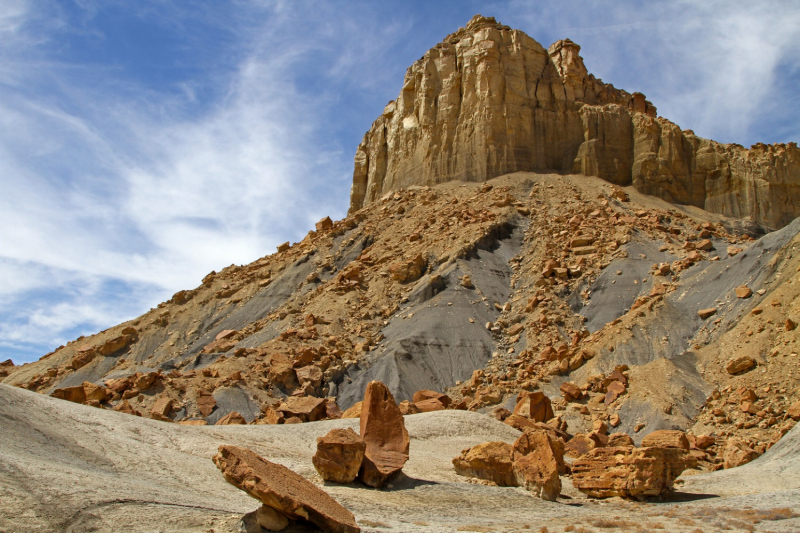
197, 392, 217, 417
212, 445, 360, 533
513, 428, 566, 475
787, 401, 800, 421
324, 398, 344, 420
723, 439, 760, 469
411, 389, 451, 407
398, 400, 421, 415
414, 398, 447, 413
564, 434, 598, 459
512, 442, 562, 500
452, 442, 516, 486
315, 216, 333, 232
559, 382, 582, 401
82, 381, 109, 403
278, 396, 326, 422
113, 400, 141, 416
51, 386, 87, 404
735, 285, 753, 298
388, 254, 426, 283
312, 428, 366, 484
641, 430, 689, 450
572, 446, 690, 498
726, 356, 756, 375
358, 381, 409, 488
512, 391, 554, 423
151, 397, 173, 421
341, 401, 362, 419
296, 365, 323, 388
606, 433, 634, 447
215, 411, 247, 425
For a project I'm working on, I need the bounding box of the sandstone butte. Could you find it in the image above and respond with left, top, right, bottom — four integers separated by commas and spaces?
350, 15, 800, 230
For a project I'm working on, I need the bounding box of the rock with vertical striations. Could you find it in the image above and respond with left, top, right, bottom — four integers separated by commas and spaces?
349, 14, 800, 230
358, 381, 410, 488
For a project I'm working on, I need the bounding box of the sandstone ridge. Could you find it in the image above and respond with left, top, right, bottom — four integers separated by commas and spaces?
350, 14, 800, 229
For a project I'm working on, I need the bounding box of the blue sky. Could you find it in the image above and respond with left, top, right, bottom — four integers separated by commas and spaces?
2, 0, 799, 364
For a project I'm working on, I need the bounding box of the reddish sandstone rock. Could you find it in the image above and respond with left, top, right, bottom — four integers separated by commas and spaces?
216, 411, 247, 425
70, 350, 95, 370
341, 401, 362, 419
607, 433, 634, 447
97, 332, 136, 356
604, 380, 627, 404
452, 441, 516, 486
134, 372, 159, 391
787, 401, 800, 421
512, 391, 554, 423
51, 385, 87, 404
279, 396, 327, 422
572, 446, 690, 498
296, 365, 323, 388
358, 381, 410, 488
564, 434, 598, 459
726, 355, 756, 375
411, 389, 451, 407
723, 439, 760, 469
197, 392, 217, 417
414, 398, 447, 413
324, 398, 344, 420
512, 430, 562, 500
503, 414, 537, 432
113, 400, 142, 416
315, 216, 333, 232
559, 382, 582, 401
312, 428, 366, 483
641, 430, 689, 450
697, 308, 717, 319
262, 405, 285, 425
213, 445, 360, 533
388, 254, 426, 283
398, 400, 421, 415
82, 381, 109, 403
735, 285, 753, 298
151, 397, 173, 421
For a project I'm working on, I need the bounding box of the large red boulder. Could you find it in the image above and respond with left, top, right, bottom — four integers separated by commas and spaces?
358, 381, 410, 488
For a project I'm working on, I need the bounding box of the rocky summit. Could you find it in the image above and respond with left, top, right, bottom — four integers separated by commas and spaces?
2, 13, 800, 533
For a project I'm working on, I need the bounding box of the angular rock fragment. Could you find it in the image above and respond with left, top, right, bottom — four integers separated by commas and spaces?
151, 397, 173, 421
641, 430, 689, 450
358, 381, 409, 488
341, 401, 362, 419
572, 446, 689, 498
698, 308, 717, 319
452, 441, 516, 486
513, 391, 554, 423
196, 392, 217, 417
411, 389, 451, 407
726, 355, 756, 375
723, 439, 759, 469
51, 385, 86, 404
735, 285, 753, 298
213, 445, 360, 533
512, 434, 562, 500
278, 396, 326, 422
215, 411, 247, 425
606, 433, 634, 447
313, 428, 366, 484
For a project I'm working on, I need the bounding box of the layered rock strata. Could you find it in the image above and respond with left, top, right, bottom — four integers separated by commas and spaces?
350, 15, 800, 229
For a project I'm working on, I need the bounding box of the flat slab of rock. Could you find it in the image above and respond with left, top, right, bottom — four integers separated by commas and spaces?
641, 430, 689, 450
213, 445, 360, 533
572, 446, 690, 499
313, 428, 366, 483
359, 381, 409, 488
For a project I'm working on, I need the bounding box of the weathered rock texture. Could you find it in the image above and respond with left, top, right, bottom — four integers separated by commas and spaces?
571, 446, 690, 499
212, 445, 360, 533
313, 428, 366, 483
452, 441, 516, 486
350, 15, 800, 229
358, 381, 410, 487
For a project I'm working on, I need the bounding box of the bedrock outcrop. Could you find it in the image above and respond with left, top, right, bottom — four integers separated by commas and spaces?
350, 14, 800, 229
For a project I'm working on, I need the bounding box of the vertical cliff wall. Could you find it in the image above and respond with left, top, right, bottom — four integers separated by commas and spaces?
350, 15, 800, 229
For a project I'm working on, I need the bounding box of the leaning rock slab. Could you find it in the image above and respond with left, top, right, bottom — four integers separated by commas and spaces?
512, 391, 554, 423
213, 445, 360, 533
512, 430, 563, 500
359, 381, 409, 488
313, 428, 366, 484
572, 446, 689, 499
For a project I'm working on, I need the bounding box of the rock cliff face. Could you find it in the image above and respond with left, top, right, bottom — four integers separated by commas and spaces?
350, 15, 800, 229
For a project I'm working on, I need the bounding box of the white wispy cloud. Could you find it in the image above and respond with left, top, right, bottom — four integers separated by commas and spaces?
2, 1, 798, 363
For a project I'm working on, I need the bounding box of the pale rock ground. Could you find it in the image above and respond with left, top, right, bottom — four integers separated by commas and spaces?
2, 384, 799, 533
